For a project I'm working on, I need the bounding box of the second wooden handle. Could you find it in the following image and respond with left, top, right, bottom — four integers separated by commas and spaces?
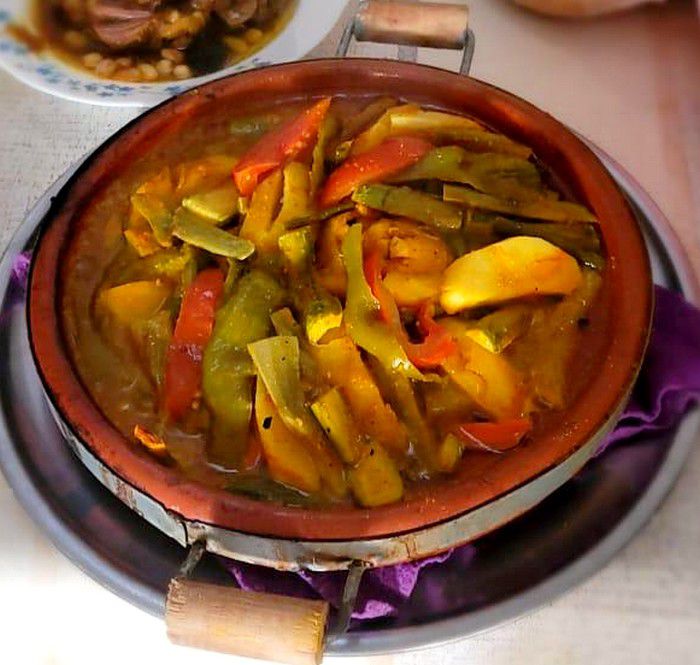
166, 578, 329, 665
355, 0, 470, 50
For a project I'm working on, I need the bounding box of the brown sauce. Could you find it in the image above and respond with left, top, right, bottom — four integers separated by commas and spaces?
5, 22, 45, 52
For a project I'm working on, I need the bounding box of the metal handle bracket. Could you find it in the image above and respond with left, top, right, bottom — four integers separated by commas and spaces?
336, 0, 475, 76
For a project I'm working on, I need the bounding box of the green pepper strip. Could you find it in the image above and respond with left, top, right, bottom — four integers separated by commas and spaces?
247, 336, 314, 437
368, 357, 438, 474
132, 310, 173, 388
202, 270, 285, 461
278, 226, 343, 344
491, 217, 604, 269
341, 224, 426, 381
223, 259, 241, 299
270, 308, 319, 381
444, 184, 598, 223
464, 304, 533, 353
119, 245, 194, 283
131, 193, 173, 247
310, 114, 338, 198
172, 208, 255, 259
310, 387, 361, 464
354, 106, 531, 158
182, 182, 239, 224
285, 201, 355, 230
466, 215, 604, 269
391, 147, 547, 202
451, 129, 532, 158
352, 184, 462, 230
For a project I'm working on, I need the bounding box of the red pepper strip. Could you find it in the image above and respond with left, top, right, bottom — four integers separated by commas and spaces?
163, 268, 224, 420
363, 250, 457, 369
407, 302, 460, 369
318, 136, 433, 208
363, 248, 396, 324
232, 97, 332, 196
242, 433, 263, 470
453, 419, 532, 453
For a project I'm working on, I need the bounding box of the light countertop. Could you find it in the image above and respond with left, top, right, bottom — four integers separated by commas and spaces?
1, 1, 699, 664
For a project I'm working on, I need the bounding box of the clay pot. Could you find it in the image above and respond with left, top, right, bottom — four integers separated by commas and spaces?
28, 59, 652, 543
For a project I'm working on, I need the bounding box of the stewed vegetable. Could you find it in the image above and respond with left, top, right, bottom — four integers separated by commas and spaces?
62, 96, 605, 508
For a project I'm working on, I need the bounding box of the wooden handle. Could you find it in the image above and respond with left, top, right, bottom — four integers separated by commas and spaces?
165, 578, 329, 665
354, 0, 470, 50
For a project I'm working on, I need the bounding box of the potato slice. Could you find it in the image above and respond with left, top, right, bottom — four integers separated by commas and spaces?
349, 444, 404, 507
437, 434, 464, 473
182, 181, 239, 223
440, 236, 582, 313
265, 161, 312, 250
254, 381, 321, 494
314, 212, 353, 297
440, 318, 527, 420
382, 272, 441, 308
311, 388, 362, 464
239, 169, 283, 245
313, 337, 408, 455
98, 280, 170, 324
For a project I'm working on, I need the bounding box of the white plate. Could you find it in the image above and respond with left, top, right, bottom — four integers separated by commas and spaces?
0, 0, 347, 107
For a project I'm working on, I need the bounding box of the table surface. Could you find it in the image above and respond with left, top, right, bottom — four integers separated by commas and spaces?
1, 1, 699, 664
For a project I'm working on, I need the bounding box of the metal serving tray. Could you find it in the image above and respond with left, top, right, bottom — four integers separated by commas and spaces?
0, 146, 698, 656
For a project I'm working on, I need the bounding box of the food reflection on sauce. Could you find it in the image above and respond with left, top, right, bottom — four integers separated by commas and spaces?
4, 0, 296, 83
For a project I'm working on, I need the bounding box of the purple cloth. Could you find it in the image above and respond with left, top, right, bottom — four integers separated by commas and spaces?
11, 251, 31, 285
4, 251, 31, 316
229, 550, 456, 620
600, 287, 700, 449
10, 255, 699, 622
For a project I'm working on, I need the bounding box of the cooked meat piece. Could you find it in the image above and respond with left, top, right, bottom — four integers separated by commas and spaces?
252, 0, 291, 24
214, 0, 258, 28
88, 0, 161, 49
